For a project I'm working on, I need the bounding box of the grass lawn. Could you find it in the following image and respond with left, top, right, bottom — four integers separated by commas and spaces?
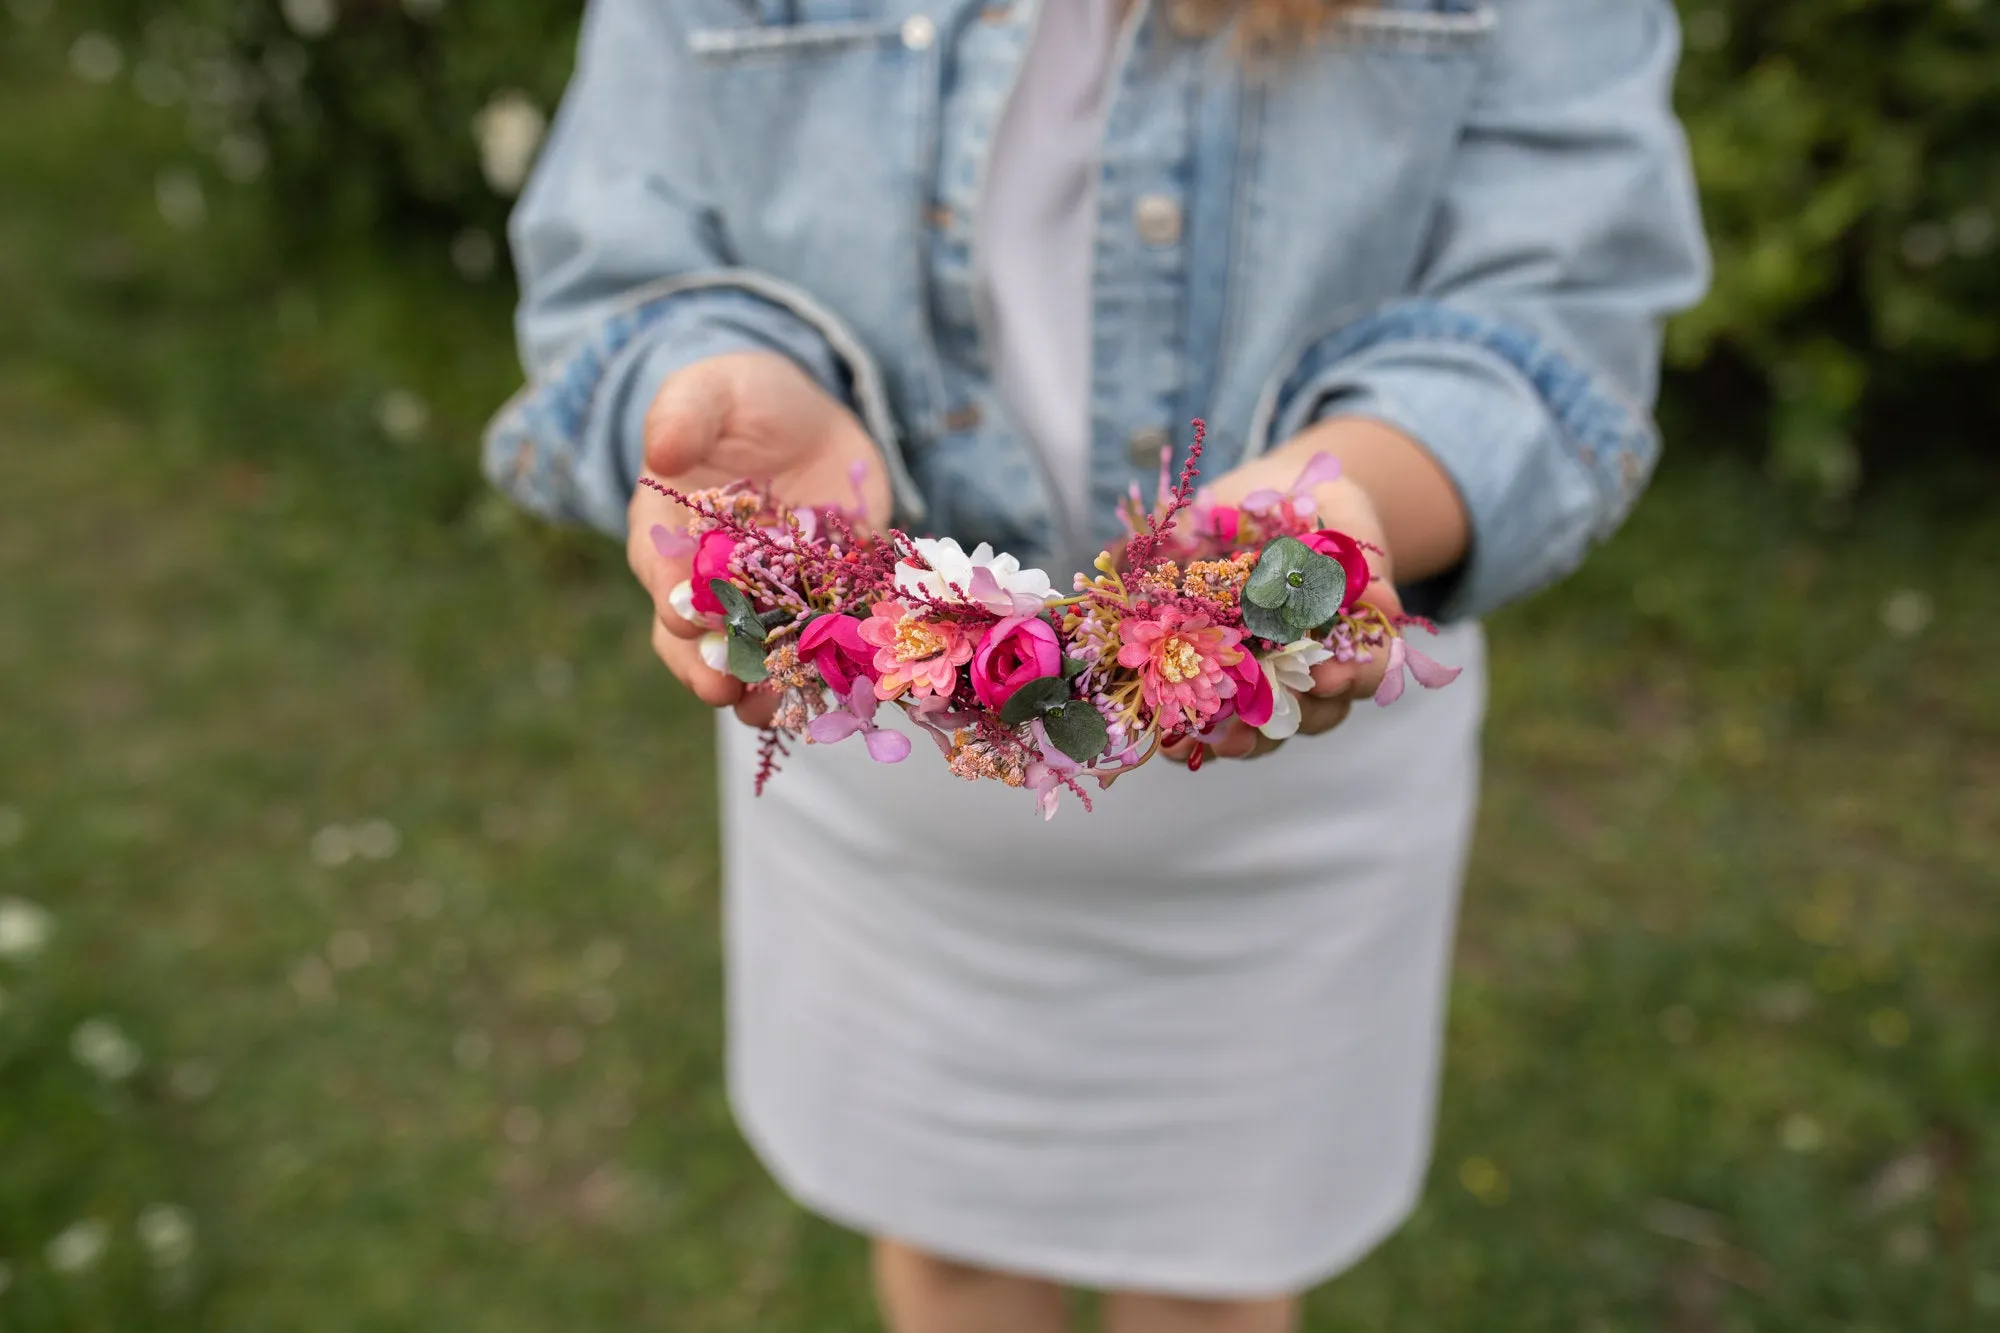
2, 15, 1996, 1332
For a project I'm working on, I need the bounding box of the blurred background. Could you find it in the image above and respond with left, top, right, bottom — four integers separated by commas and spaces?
1, 1, 1995, 1329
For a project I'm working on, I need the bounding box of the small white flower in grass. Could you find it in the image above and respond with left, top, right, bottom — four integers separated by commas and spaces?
46, 1219, 109, 1274
375, 389, 429, 443
156, 169, 206, 230
309, 824, 352, 867
351, 818, 399, 860
1781, 1112, 1824, 1153
280, 0, 337, 39
69, 32, 122, 83
472, 91, 547, 196
0, 897, 54, 960
895, 537, 1056, 615
169, 1059, 218, 1101
137, 1204, 196, 1267
71, 1017, 142, 1081
1880, 588, 1933, 640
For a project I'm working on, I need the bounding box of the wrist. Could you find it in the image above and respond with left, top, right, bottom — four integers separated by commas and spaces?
1281, 415, 1469, 585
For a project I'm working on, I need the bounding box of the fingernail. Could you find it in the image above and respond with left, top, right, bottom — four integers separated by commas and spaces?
697, 632, 729, 673
668, 579, 696, 621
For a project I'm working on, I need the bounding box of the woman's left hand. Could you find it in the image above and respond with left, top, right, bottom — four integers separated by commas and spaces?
1159, 436, 1405, 765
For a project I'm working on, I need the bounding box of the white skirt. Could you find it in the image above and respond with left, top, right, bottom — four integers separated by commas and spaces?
717, 621, 1487, 1297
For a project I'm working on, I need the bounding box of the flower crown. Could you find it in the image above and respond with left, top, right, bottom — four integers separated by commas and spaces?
650, 421, 1459, 819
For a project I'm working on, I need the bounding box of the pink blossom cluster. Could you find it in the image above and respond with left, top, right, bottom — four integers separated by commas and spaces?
647, 422, 1459, 818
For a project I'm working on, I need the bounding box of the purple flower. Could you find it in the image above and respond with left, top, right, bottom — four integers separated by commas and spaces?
807, 679, 912, 763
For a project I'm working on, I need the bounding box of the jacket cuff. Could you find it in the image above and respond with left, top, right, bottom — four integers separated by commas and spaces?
484, 272, 923, 538
1254, 301, 1660, 621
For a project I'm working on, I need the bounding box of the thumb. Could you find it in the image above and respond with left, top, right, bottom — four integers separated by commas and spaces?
642, 363, 732, 480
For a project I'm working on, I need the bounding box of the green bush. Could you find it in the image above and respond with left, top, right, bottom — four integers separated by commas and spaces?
70, 0, 2000, 487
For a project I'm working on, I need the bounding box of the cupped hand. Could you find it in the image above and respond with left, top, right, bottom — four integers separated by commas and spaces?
626, 351, 891, 727
1161, 439, 1404, 765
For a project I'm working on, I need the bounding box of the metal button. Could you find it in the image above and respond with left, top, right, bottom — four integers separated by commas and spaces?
1132, 193, 1182, 246
901, 14, 936, 50
1126, 425, 1173, 468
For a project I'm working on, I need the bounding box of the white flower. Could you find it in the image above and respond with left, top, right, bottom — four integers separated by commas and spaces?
46, 1219, 109, 1274
71, 1017, 143, 1081
894, 538, 1055, 615
280, 0, 337, 39
137, 1204, 196, 1267
667, 579, 697, 622
1255, 641, 1335, 741
472, 90, 547, 196
697, 633, 730, 673
0, 897, 53, 961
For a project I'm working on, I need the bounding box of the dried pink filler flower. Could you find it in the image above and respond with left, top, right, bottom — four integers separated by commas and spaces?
858, 600, 976, 701
1115, 609, 1243, 729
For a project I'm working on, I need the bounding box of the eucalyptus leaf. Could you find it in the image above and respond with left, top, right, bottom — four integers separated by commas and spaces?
709, 578, 762, 638
999, 675, 1071, 727
1243, 537, 1346, 635
1041, 701, 1109, 764
725, 629, 770, 683
1061, 656, 1090, 680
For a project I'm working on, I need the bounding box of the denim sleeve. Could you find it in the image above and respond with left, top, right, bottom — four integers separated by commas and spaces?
481, 0, 921, 538
1257, 0, 1710, 621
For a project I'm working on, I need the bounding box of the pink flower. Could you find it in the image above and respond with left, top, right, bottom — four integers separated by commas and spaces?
797, 614, 877, 696
970, 615, 1062, 711
1221, 648, 1275, 728
1373, 635, 1463, 706
689, 530, 739, 617
1202, 504, 1242, 544
857, 600, 976, 701
1299, 529, 1371, 612
1115, 608, 1244, 728
807, 679, 912, 763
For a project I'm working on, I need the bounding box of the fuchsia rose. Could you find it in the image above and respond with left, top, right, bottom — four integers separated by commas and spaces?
1203, 504, 1242, 544
857, 600, 976, 701
1221, 649, 1275, 728
1299, 529, 1371, 612
689, 530, 740, 617
797, 613, 878, 696
970, 614, 1062, 710
1115, 609, 1245, 728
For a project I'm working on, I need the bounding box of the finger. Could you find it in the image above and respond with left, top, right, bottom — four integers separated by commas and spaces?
651, 617, 744, 709
1306, 658, 1360, 700
1209, 720, 1263, 760
1159, 736, 1194, 766
1293, 694, 1353, 737
642, 364, 732, 479
733, 690, 780, 729
627, 482, 710, 641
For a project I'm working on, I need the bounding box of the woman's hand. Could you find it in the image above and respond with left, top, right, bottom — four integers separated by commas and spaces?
1160, 434, 1407, 765
626, 351, 891, 727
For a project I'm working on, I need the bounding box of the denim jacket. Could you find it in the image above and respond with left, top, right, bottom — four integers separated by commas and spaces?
484, 0, 1709, 620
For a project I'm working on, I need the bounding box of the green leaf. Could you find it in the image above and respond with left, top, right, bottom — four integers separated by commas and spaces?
1061, 655, 1089, 680
709, 579, 761, 638
1041, 700, 1109, 764
1242, 537, 1346, 637
725, 629, 770, 684
999, 675, 1071, 727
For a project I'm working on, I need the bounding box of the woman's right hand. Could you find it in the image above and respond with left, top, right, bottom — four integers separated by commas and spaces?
626, 351, 892, 725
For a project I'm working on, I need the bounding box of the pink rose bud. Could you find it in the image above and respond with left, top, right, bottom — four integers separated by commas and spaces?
689, 531, 740, 617
1222, 649, 1274, 728
797, 613, 878, 696
970, 614, 1063, 711
1299, 529, 1371, 612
